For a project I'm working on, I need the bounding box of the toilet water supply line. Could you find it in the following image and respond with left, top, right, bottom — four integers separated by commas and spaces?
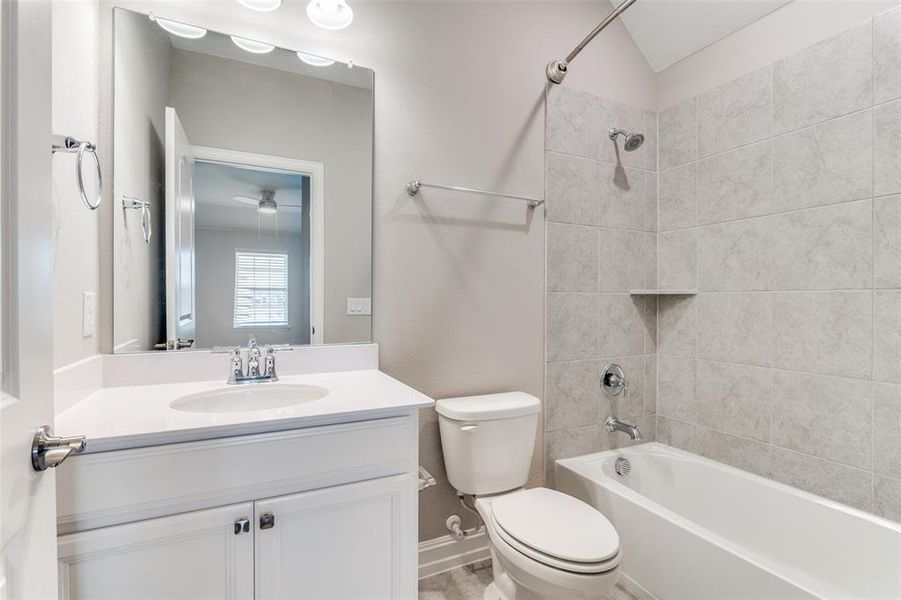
446, 493, 485, 540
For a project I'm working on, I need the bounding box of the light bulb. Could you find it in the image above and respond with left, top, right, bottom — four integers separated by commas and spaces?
149, 13, 207, 40
237, 0, 282, 11
297, 52, 336, 67
306, 0, 353, 30
231, 36, 276, 54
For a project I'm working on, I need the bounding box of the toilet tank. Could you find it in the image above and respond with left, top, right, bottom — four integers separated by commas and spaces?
435, 392, 540, 495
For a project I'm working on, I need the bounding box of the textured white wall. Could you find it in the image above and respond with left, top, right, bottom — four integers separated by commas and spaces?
52, 0, 100, 368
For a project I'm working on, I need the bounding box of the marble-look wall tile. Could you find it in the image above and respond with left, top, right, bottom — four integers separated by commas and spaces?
545, 359, 602, 432
598, 229, 656, 292
597, 294, 655, 357
876, 5, 901, 104
547, 293, 598, 361
768, 447, 873, 511
874, 291, 901, 384
874, 195, 901, 288
598, 164, 657, 232
699, 142, 771, 224
772, 110, 873, 212
773, 22, 873, 133
875, 100, 901, 197
874, 383, 901, 479
659, 98, 698, 171
698, 219, 771, 291
773, 292, 872, 377
697, 292, 773, 367
643, 110, 658, 173
545, 425, 602, 487
658, 229, 698, 290
657, 295, 698, 357
546, 86, 602, 159
657, 417, 772, 477
659, 164, 698, 232
696, 360, 771, 442
657, 355, 696, 422
546, 152, 601, 226
547, 223, 598, 292
772, 372, 873, 468
699, 66, 773, 156
874, 475, 901, 522
768, 201, 872, 290
695, 427, 772, 477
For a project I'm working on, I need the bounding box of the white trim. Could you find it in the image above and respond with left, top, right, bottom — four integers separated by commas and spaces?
191, 145, 325, 345
418, 531, 491, 580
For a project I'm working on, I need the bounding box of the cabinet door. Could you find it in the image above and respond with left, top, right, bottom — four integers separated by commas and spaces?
58, 502, 254, 600
255, 473, 417, 600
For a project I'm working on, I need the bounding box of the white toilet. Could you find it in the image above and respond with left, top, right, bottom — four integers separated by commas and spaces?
436, 392, 621, 600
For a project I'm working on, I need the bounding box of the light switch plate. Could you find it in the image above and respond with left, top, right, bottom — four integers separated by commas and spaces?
346, 297, 371, 316
82, 291, 96, 338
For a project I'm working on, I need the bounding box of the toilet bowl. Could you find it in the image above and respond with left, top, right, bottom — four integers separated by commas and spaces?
476, 488, 621, 600
435, 392, 622, 600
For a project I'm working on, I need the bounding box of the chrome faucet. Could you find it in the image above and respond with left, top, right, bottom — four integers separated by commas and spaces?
217, 336, 291, 384
605, 416, 641, 441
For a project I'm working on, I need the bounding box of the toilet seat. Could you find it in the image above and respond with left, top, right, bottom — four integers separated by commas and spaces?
486, 488, 621, 575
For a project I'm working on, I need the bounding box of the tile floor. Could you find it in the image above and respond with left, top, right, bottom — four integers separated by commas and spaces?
418, 559, 638, 600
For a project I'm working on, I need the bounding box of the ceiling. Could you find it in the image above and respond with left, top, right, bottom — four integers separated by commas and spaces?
612, 0, 792, 72
194, 161, 307, 235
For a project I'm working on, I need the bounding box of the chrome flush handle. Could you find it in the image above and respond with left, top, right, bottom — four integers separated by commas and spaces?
31, 425, 86, 471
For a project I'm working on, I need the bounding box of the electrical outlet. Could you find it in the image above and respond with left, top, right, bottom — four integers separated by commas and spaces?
82, 292, 96, 338
346, 297, 371, 316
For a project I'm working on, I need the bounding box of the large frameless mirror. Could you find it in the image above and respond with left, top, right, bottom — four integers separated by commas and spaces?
112, 7, 373, 352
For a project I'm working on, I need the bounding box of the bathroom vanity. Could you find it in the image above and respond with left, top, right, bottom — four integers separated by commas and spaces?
53, 363, 431, 600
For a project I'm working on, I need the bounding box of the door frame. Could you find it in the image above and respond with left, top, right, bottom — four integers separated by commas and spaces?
191, 146, 325, 345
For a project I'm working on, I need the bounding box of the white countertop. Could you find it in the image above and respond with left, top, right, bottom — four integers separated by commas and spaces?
55, 369, 434, 453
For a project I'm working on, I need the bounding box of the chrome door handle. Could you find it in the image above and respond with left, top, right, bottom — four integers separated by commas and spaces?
31, 425, 86, 471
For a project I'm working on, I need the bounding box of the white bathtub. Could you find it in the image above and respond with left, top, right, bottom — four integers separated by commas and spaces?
556, 443, 901, 600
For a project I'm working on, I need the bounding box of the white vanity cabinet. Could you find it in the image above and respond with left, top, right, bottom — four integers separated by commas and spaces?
55, 414, 420, 600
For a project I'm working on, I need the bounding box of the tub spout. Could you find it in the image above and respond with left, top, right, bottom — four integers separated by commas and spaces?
606, 416, 641, 441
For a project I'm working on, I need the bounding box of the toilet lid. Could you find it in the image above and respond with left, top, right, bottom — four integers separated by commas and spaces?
490, 488, 619, 564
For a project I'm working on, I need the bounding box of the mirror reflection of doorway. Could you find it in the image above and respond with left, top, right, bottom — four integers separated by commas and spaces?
185, 148, 324, 348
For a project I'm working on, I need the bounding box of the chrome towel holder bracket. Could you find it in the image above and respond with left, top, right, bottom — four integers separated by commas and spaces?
52, 134, 102, 210
122, 196, 152, 244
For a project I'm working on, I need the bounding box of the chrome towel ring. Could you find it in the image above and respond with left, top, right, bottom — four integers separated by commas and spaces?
122, 196, 152, 244
52, 134, 102, 210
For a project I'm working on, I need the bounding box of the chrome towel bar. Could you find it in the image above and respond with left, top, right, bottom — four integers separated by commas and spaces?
52, 134, 102, 210
406, 180, 545, 209
122, 196, 152, 244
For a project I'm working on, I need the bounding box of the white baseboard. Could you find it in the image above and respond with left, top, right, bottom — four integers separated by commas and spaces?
418, 531, 491, 580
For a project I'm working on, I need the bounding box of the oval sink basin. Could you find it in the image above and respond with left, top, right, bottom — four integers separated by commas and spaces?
170, 384, 329, 413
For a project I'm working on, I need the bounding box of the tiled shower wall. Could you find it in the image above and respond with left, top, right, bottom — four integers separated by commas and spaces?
655, 7, 901, 522
543, 87, 659, 486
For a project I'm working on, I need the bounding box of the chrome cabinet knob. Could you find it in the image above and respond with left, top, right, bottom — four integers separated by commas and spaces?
31, 425, 86, 471
234, 518, 251, 535
259, 513, 275, 530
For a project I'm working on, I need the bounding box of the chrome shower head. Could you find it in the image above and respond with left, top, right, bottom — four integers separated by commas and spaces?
609, 128, 645, 152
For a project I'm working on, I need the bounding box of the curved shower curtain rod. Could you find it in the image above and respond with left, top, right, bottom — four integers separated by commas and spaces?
547, 0, 638, 84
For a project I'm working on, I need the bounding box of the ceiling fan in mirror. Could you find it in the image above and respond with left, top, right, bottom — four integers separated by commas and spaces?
232, 189, 303, 215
